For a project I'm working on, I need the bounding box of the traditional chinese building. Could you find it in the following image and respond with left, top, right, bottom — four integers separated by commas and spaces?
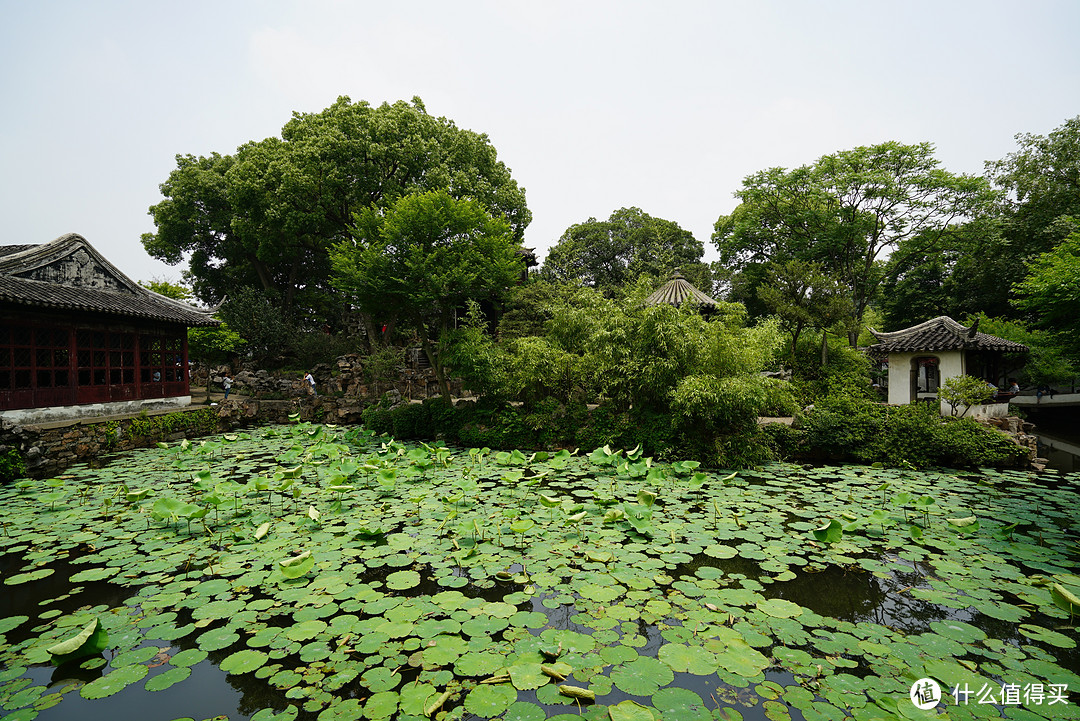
868, 316, 1027, 410
0, 233, 217, 423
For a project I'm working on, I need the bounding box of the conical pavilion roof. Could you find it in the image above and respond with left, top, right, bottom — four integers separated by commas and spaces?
644, 270, 717, 308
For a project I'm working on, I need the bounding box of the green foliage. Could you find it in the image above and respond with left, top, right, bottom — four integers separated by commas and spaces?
187, 321, 247, 366
542, 207, 712, 294
127, 409, 219, 442
1013, 231, 1080, 363
939, 375, 995, 417
987, 115, 1080, 260
788, 337, 874, 406
714, 141, 995, 334
0, 447, 25, 484
217, 286, 294, 367
288, 332, 357, 371
496, 279, 563, 340
143, 96, 529, 323
361, 345, 405, 397
757, 259, 854, 360
331, 189, 524, 398
138, 278, 192, 301
966, 313, 1076, 385
788, 398, 1024, 468
440, 301, 508, 400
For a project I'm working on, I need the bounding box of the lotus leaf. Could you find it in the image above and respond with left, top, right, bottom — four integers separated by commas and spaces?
79, 663, 148, 699
45, 618, 109, 665
610, 656, 674, 696
465, 683, 516, 717
608, 700, 659, 721
196, 627, 240, 651
145, 665, 191, 691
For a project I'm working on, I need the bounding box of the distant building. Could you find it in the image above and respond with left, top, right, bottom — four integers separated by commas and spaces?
868, 316, 1027, 415
0, 233, 217, 423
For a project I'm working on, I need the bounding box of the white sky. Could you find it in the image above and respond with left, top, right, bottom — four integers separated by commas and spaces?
2, 0, 1078, 285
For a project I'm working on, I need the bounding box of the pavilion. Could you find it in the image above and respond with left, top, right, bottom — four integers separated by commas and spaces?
867, 316, 1027, 412
0, 233, 218, 423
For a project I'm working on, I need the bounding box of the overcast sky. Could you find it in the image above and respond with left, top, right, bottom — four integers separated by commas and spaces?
2, 1, 1078, 286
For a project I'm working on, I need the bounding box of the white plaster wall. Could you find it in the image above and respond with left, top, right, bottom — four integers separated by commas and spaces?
960, 402, 1011, 420
887, 351, 965, 406
887, 352, 916, 405
1, 396, 191, 425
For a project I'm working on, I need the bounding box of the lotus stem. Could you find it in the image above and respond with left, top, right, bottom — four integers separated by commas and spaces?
425, 690, 452, 717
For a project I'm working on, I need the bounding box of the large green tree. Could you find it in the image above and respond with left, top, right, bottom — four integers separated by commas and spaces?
542, 207, 712, 294
1013, 231, 1080, 364
713, 142, 995, 342
142, 96, 530, 323
329, 189, 523, 399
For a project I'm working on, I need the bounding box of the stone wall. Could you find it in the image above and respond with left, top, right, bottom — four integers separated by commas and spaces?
1, 395, 373, 479
207, 354, 462, 401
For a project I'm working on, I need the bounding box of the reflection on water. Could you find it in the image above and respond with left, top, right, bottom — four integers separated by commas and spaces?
1031, 411, 1080, 472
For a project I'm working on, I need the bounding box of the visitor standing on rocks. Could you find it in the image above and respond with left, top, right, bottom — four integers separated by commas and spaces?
304, 371, 317, 397
223, 375, 232, 400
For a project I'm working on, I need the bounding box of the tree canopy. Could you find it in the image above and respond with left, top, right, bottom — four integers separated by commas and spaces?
1013, 231, 1080, 363
329, 189, 524, 398
142, 96, 529, 323
542, 207, 712, 293
713, 141, 995, 341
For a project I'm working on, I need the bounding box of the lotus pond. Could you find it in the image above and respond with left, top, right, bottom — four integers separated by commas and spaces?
2, 423, 1080, 721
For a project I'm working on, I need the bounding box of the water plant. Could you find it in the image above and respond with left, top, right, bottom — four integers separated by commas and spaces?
0, 428, 1078, 721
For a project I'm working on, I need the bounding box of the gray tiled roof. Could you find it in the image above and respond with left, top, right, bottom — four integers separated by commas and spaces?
0, 233, 218, 327
868, 316, 1027, 353
644, 271, 718, 308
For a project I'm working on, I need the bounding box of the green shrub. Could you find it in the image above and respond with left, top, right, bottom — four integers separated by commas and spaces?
935, 417, 1026, 467
0, 447, 25, 484
797, 397, 885, 462
793, 398, 1025, 468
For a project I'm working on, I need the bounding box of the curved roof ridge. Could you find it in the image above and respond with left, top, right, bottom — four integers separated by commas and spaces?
868, 315, 1026, 354
868, 315, 969, 342
0, 233, 218, 326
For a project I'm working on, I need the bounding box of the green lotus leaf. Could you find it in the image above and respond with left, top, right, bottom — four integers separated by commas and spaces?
464, 683, 516, 717
278, 550, 315, 579
196, 627, 240, 652
657, 643, 718, 675
812, 519, 843, 544
756, 598, 804, 618
608, 700, 658, 721
46, 618, 109, 665
0, 615, 29, 634
80, 663, 148, 699
5, 568, 55, 585
1051, 583, 1080, 615
363, 690, 399, 719
170, 648, 208, 667
652, 687, 711, 721
503, 701, 547, 721
610, 656, 674, 696
220, 648, 268, 674
112, 645, 160, 667
508, 661, 547, 690
386, 569, 420, 590
145, 665, 191, 691
1018, 624, 1077, 648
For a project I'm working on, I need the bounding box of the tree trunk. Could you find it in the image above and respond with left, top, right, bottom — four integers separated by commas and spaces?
421, 337, 452, 401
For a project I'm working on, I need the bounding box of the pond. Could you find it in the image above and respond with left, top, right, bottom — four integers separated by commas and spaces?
1, 423, 1079, 721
